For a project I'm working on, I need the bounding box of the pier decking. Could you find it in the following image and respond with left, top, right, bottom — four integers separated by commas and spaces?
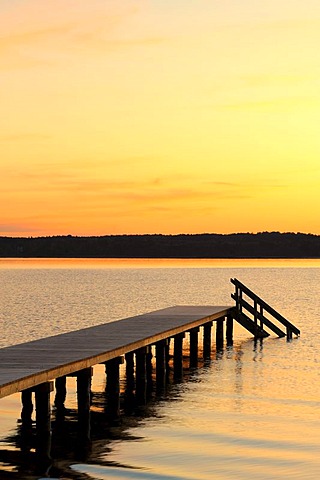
0, 305, 230, 399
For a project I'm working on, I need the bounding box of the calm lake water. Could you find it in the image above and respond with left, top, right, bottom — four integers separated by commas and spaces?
0, 258, 320, 480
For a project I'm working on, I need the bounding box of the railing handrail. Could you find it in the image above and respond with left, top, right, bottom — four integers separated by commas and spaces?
231, 278, 300, 336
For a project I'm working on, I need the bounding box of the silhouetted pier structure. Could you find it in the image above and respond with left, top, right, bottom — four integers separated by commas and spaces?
0, 279, 300, 474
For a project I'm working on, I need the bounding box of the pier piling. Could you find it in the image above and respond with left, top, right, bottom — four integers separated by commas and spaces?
35, 382, 53, 470
173, 333, 185, 381
105, 357, 123, 421
21, 388, 33, 428
125, 351, 135, 391
135, 347, 147, 405
156, 339, 167, 393
54, 375, 67, 411
203, 321, 212, 359
146, 346, 153, 397
124, 351, 135, 413
226, 314, 233, 346
216, 318, 224, 350
76, 368, 92, 446
189, 327, 199, 368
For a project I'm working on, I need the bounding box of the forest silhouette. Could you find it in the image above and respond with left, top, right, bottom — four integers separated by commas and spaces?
1, 232, 319, 258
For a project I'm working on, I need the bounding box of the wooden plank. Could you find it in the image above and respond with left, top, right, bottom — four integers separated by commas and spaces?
0, 305, 230, 399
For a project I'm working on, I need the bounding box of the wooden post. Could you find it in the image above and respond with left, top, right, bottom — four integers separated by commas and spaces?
135, 347, 147, 405
34, 381, 53, 472
76, 368, 92, 447
166, 338, 171, 382
254, 299, 258, 337
105, 357, 123, 422
259, 305, 264, 329
20, 388, 34, 458
189, 327, 199, 368
216, 318, 224, 350
124, 351, 135, 413
21, 388, 33, 428
173, 333, 184, 381
226, 314, 233, 346
55, 376, 67, 409
125, 351, 135, 391
146, 346, 153, 397
156, 339, 167, 393
287, 327, 292, 341
203, 322, 212, 359
54, 375, 67, 426
236, 285, 240, 312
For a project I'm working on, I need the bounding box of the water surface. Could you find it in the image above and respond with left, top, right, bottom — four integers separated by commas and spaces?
0, 258, 319, 479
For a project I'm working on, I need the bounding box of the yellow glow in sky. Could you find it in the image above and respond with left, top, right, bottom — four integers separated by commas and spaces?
1, 0, 320, 236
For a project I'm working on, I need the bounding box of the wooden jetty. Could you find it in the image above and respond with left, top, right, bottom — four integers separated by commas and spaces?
0, 279, 300, 473
0, 305, 230, 399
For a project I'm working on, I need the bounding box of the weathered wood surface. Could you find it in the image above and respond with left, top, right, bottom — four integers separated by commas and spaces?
0, 305, 230, 399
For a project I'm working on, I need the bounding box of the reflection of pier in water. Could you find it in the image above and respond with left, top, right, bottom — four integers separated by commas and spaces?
0, 279, 300, 477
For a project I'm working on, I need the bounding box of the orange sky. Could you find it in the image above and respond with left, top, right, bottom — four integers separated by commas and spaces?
1, 1, 320, 237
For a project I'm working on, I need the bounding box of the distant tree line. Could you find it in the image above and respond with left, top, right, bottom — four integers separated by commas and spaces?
0, 232, 320, 258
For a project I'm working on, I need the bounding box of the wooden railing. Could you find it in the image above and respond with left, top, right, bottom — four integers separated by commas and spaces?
231, 278, 300, 339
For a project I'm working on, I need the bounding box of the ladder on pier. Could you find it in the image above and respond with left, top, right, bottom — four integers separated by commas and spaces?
230, 278, 300, 339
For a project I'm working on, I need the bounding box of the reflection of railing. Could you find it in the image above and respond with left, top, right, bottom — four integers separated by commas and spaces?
230, 278, 300, 339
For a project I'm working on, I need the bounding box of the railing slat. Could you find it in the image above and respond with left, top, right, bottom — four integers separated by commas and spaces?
231, 278, 300, 336
231, 294, 286, 337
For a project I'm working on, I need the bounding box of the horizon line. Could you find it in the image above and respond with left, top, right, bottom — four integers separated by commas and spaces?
1, 231, 320, 240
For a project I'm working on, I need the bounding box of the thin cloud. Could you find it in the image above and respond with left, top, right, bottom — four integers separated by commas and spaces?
66, 181, 254, 209
221, 97, 318, 112
0, 133, 51, 142
241, 74, 315, 88
0, 223, 41, 233
203, 181, 241, 187
1, 165, 259, 202
203, 179, 288, 189
0, 24, 76, 50
0, 0, 162, 70
0, 23, 164, 55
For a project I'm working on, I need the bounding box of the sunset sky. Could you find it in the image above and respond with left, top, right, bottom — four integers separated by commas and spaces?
1, 0, 320, 237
